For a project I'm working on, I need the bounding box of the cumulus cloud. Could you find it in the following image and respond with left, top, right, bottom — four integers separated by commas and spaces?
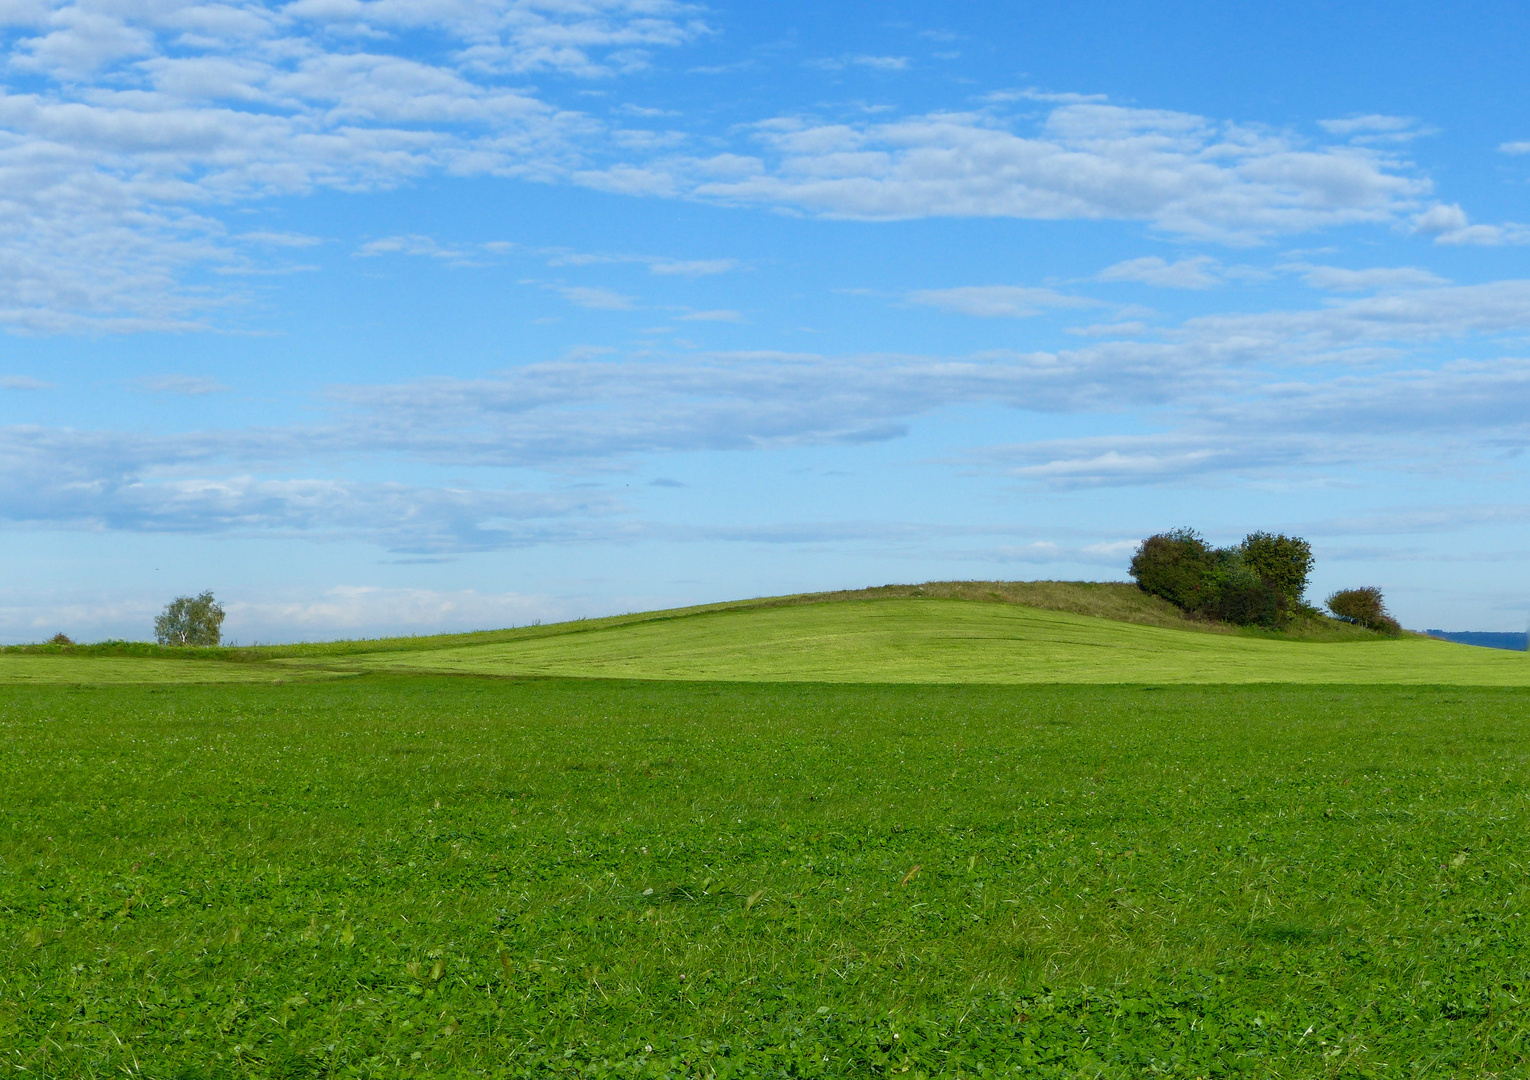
1412, 203, 1530, 246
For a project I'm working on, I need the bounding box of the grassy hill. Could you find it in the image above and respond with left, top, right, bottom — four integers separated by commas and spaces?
3, 581, 1526, 685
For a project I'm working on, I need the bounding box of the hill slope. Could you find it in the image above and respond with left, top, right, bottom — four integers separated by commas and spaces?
5, 581, 1524, 685
292, 589, 1526, 686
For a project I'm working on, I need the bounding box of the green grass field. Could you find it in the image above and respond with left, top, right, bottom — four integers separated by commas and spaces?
3, 584, 1529, 1077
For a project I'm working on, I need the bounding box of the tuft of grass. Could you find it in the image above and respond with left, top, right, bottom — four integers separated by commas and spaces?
3, 678, 1530, 1075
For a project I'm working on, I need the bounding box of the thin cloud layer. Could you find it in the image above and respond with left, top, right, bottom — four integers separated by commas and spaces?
667, 105, 1428, 241
5, 275, 1530, 544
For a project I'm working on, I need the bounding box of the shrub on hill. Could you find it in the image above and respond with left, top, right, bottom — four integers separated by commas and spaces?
1128, 528, 1219, 611
1130, 529, 1313, 628
1328, 587, 1402, 636
1240, 532, 1313, 608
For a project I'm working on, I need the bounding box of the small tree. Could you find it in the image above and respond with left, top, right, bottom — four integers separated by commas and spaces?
1129, 528, 1218, 610
155, 591, 226, 646
1327, 587, 1401, 636
1240, 532, 1314, 608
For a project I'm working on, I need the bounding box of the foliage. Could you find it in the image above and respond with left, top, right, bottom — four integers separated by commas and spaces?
1328, 586, 1403, 636
153, 590, 226, 647
4, 678, 1530, 1076
46, 633, 72, 646
1132, 530, 1317, 627
1240, 531, 1315, 607
1127, 528, 1218, 610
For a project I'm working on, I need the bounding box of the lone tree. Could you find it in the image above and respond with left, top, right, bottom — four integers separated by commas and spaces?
1327, 587, 1401, 636
155, 591, 226, 647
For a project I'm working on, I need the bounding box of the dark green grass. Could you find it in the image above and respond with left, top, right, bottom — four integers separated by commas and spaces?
3, 678, 1529, 1077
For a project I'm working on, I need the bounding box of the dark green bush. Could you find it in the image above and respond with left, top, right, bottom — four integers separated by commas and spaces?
1328, 587, 1402, 636
1240, 532, 1313, 608
1131, 529, 1309, 628
1128, 528, 1218, 610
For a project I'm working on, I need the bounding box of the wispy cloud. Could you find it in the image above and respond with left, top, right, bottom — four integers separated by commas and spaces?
1282, 263, 1448, 292
3, 376, 53, 391
1097, 256, 1241, 289
556, 285, 638, 310
906, 286, 1095, 318
133, 375, 231, 396
661, 103, 1430, 242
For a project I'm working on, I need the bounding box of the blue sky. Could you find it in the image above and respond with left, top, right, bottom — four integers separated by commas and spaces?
2, 0, 1529, 641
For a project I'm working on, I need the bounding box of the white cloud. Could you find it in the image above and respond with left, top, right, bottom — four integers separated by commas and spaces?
1097, 256, 1227, 289
647, 258, 738, 276
1285, 263, 1448, 291
133, 375, 230, 395
679, 309, 741, 321
672, 104, 1429, 242
0, 0, 706, 331
1317, 114, 1425, 143
3, 376, 53, 390
1498, 141, 1530, 155
906, 285, 1094, 318
983, 89, 1108, 105
556, 285, 636, 309
851, 55, 908, 70
357, 235, 470, 260
1412, 203, 1530, 246
5, 282, 1530, 534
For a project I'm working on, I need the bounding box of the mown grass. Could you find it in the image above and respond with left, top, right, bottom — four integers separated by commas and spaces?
301, 598, 1529, 686
4, 677, 1530, 1077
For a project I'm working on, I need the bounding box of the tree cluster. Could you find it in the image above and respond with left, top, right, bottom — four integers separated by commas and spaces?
1129, 529, 1314, 628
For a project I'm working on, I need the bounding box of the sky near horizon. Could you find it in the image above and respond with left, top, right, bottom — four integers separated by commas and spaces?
2, 0, 1529, 642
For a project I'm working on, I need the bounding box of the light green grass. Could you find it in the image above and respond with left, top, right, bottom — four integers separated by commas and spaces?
300, 596, 1530, 685
0, 655, 342, 685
